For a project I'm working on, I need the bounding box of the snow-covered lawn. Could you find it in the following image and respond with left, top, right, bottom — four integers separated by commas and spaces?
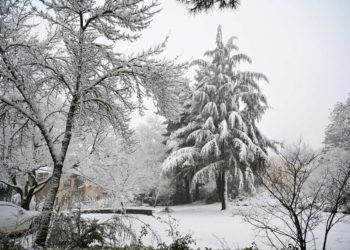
83, 202, 350, 250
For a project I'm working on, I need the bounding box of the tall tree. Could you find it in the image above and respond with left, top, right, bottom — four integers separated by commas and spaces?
177, 0, 240, 13
0, 0, 186, 245
162, 84, 194, 204
321, 93, 350, 247
162, 26, 273, 210
129, 115, 167, 194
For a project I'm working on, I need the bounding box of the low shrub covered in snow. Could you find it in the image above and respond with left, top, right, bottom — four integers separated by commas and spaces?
0, 235, 25, 250
47, 210, 138, 249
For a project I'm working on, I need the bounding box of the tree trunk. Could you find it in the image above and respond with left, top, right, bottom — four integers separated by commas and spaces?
221, 170, 228, 210
216, 176, 223, 203
322, 229, 330, 250
216, 170, 228, 210
21, 191, 34, 210
35, 94, 78, 245
34, 162, 63, 245
184, 177, 191, 203
21, 174, 35, 210
194, 181, 200, 201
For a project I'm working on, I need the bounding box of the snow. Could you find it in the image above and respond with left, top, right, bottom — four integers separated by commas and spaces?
0, 202, 40, 234
83, 201, 350, 249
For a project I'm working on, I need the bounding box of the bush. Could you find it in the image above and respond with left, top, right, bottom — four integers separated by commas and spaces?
44, 211, 197, 250
156, 215, 196, 250
43, 209, 260, 250
0, 235, 24, 250
47, 209, 137, 249
134, 191, 157, 207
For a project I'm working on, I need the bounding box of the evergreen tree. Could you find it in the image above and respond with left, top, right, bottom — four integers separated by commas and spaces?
162, 83, 194, 204
324, 93, 350, 152
162, 26, 274, 210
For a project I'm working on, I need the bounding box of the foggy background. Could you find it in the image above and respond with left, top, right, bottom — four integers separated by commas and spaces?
129, 0, 350, 149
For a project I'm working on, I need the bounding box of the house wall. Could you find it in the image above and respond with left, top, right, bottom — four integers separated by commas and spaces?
36, 174, 106, 210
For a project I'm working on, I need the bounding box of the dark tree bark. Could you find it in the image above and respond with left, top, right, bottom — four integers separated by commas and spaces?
194, 181, 200, 201
35, 95, 79, 245
216, 170, 227, 210
184, 177, 191, 203
21, 172, 37, 210
216, 176, 222, 201
34, 162, 63, 245
21, 190, 34, 210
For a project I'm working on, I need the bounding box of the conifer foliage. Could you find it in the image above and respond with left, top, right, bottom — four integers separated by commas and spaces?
162, 26, 274, 210
177, 0, 240, 13
324, 93, 350, 152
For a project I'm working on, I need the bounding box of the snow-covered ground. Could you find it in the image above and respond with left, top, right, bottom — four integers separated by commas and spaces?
83, 201, 350, 250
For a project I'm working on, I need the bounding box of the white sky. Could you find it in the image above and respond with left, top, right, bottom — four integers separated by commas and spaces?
130, 0, 350, 149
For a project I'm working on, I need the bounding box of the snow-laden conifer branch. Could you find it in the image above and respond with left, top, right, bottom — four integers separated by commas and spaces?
161, 147, 201, 176
203, 116, 215, 132
226, 36, 239, 51
237, 71, 269, 83
202, 102, 219, 120
200, 138, 220, 159
187, 128, 214, 146
166, 137, 186, 152
170, 121, 200, 139
191, 58, 213, 69
231, 53, 252, 64
228, 111, 245, 131
218, 119, 230, 143
192, 160, 224, 184
177, 0, 240, 13
233, 128, 268, 160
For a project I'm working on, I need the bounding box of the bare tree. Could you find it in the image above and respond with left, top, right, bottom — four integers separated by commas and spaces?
0, 0, 187, 245
242, 141, 350, 250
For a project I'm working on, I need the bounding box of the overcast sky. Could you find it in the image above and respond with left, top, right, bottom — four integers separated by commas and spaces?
129, 0, 350, 149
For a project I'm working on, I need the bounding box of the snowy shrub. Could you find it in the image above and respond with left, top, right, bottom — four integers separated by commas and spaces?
133, 192, 155, 206
47, 210, 137, 249
0, 234, 24, 250
161, 234, 195, 250
240, 242, 259, 250
156, 215, 196, 250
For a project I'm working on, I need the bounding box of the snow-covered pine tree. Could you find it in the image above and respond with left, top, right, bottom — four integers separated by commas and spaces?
162, 25, 274, 210
161, 84, 195, 204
